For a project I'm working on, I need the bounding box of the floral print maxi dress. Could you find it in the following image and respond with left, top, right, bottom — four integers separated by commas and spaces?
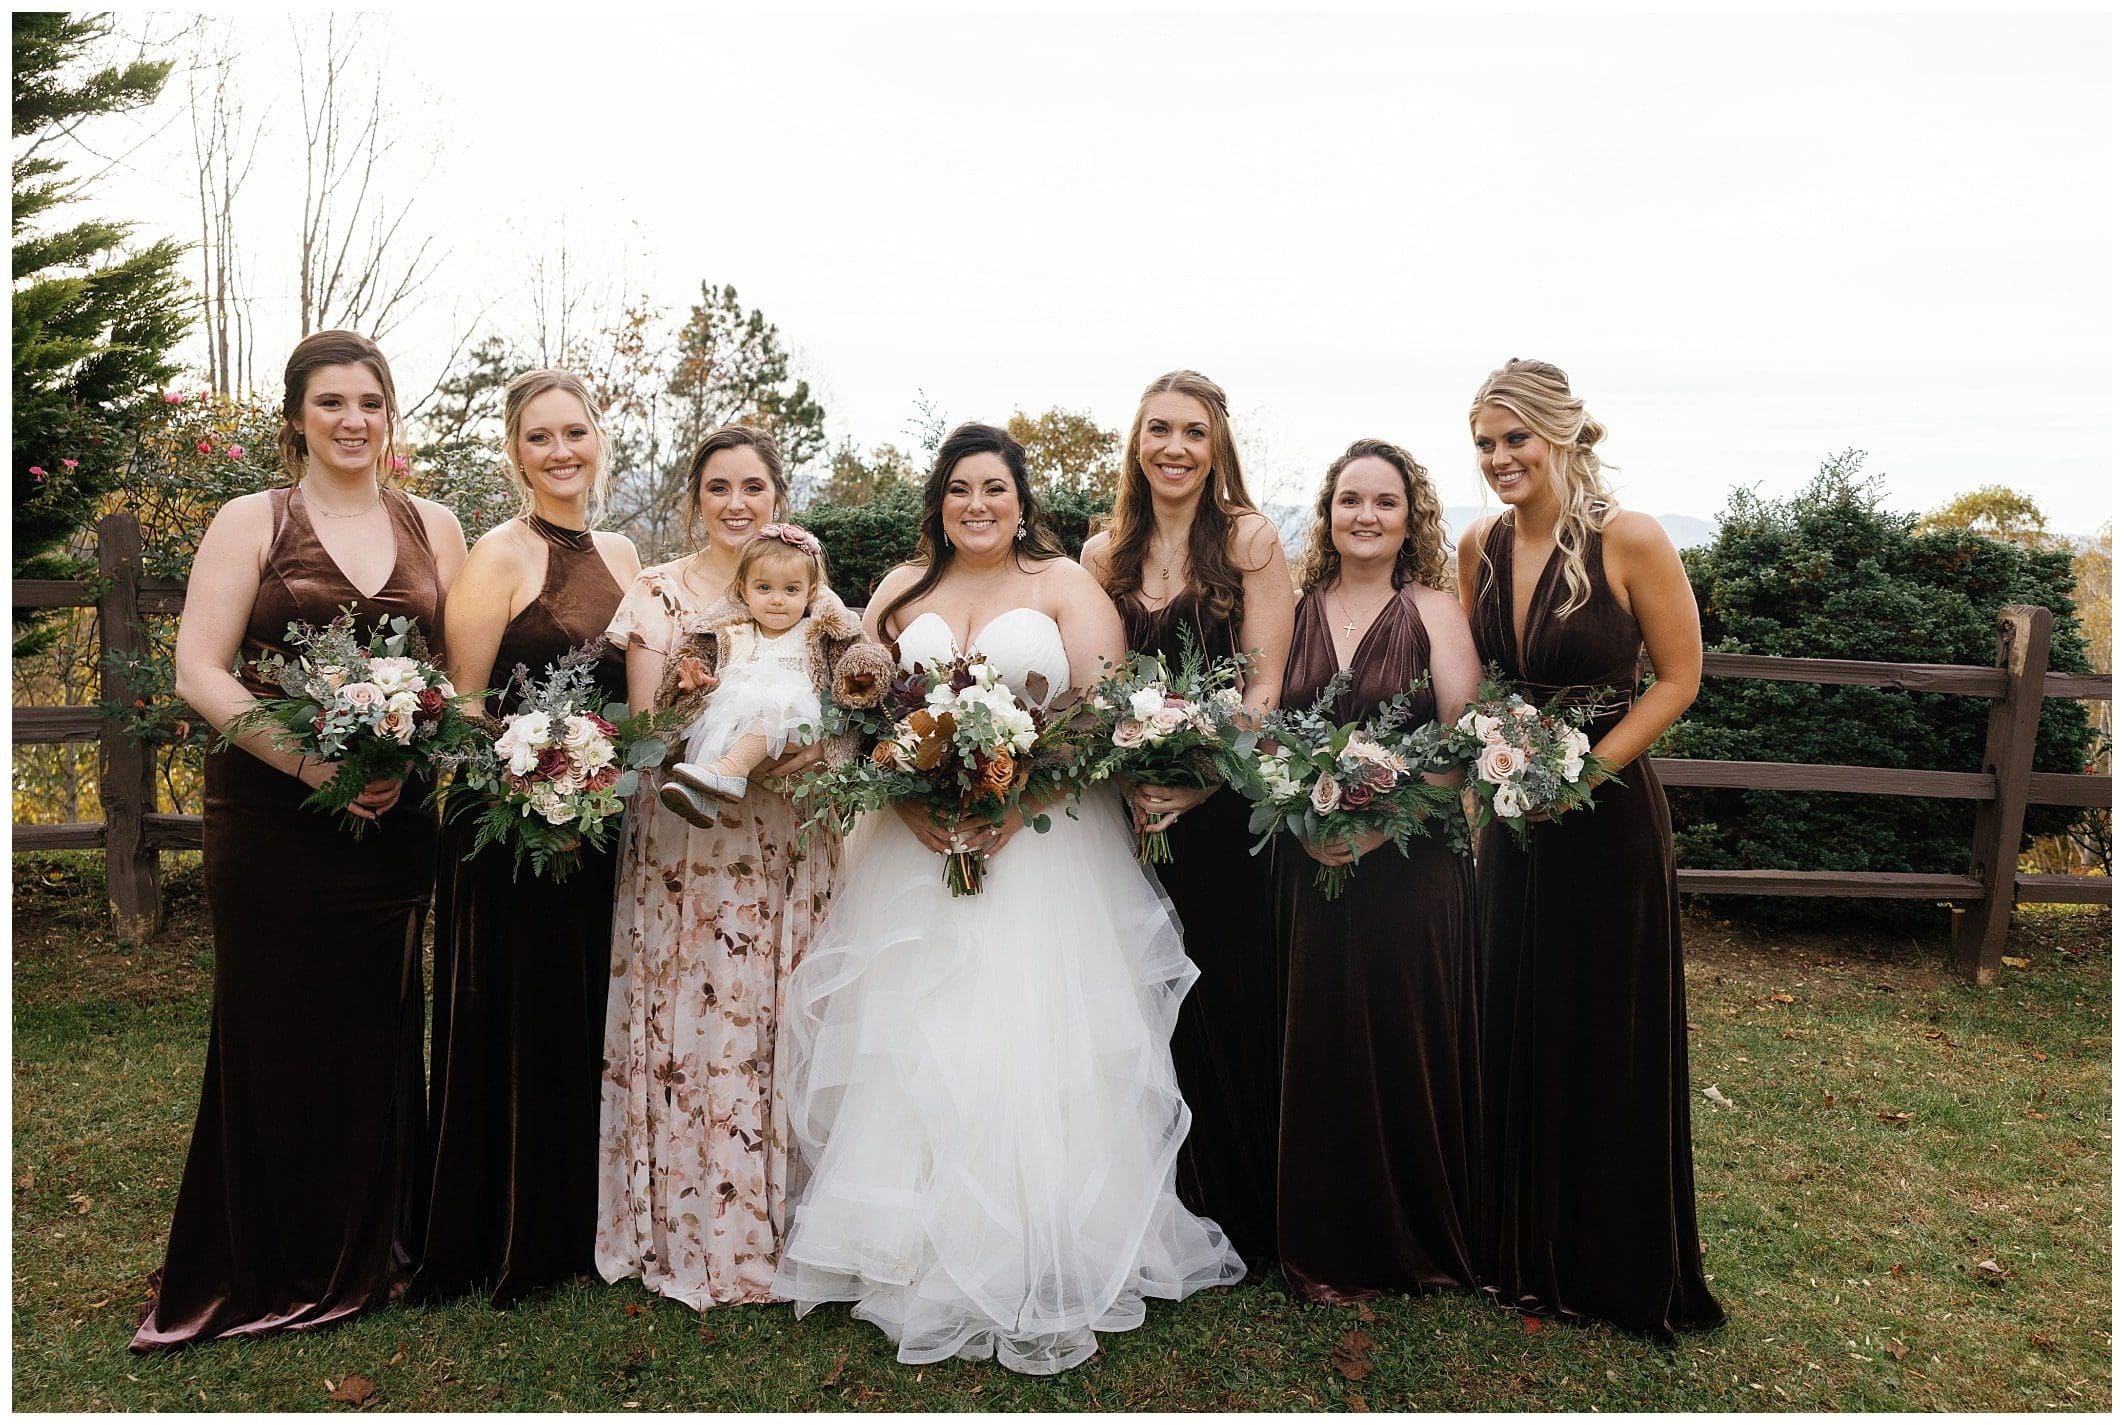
596, 559, 842, 1307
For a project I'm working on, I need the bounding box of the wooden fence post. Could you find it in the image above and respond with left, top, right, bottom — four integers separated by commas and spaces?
1954, 604, 2052, 985
97, 512, 161, 942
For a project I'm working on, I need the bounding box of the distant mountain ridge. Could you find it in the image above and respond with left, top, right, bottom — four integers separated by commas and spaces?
1260, 503, 1717, 554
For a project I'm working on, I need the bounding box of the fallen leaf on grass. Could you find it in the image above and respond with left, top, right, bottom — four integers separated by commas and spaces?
1975, 1259, 2009, 1279
387, 1344, 405, 1367
1346, 1390, 1370, 1411
1821, 1091, 1837, 1108
1702, 1085, 1736, 1110
821, 1352, 848, 1388
624, 1303, 643, 1318
16, 1167, 32, 1190
2032, 1049, 2049, 1061
1521, 1315, 1543, 1334
2027, 1110, 2050, 1121
1329, 1330, 1375, 1380
69, 1193, 91, 1214
1771, 993, 1795, 1004
697, 1327, 717, 1346
2030, 1333, 2058, 1352
1885, 1340, 1908, 1361
326, 1374, 376, 1406
1890, 1263, 1904, 1277
1355, 1301, 1375, 1324
1876, 1110, 1913, 1123
1999, 956, 2029, 968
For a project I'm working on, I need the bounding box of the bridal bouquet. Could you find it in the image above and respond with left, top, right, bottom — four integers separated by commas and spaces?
225, 607, 483, 838
1082, 630, 1256, 864
793, 650, 1087, 896
434, 644, 669, 881
1243, 670, 1466, 900
1438, 678, 1616, 846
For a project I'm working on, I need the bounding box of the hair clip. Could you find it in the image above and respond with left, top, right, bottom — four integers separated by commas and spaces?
758, 523, 822, 555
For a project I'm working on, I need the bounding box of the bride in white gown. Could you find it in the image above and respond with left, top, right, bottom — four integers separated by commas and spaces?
771, 423, 1245, 1374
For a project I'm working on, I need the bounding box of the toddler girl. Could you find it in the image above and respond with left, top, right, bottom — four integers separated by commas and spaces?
659, 524, 834, 824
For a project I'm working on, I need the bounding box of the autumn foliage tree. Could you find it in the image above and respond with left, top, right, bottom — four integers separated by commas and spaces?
1006, 406, 1121, 499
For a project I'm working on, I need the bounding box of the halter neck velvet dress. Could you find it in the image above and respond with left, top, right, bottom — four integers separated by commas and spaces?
133, 485, 441, 1351
1272, 586, 1481, 1300
1116, 589, 1285, 1268
1470, 514, 1723, 1338
411, 515, 626, 1306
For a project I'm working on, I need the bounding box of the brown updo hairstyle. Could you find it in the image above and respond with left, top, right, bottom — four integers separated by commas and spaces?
872, 422, 1068, 636
681, 424, 790, 543
502, 368, 613, 525
1291, 437, 1451, 595
1099, 369, 1259, 623
277, 329, 402, 482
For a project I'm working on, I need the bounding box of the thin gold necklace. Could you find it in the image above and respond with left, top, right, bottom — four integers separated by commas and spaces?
1148, 533, 1187, 584
302, 477, 382, 519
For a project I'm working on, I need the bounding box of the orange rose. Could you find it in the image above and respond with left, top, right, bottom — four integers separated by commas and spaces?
981, 752, 1016, 794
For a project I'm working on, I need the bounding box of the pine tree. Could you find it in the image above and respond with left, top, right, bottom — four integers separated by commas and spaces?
13, 12, 190, 648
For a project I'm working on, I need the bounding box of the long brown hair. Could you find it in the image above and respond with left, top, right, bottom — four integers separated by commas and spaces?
682, 424, 789, 543
1292, 438, 1450, 594
1099, 370, 1258, 622
1469, 357, 1615, 619
278, 330, 401, 483
873, 422, 1068, 637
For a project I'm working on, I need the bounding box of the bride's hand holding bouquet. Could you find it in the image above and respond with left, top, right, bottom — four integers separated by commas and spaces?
793, 649, 1089, 896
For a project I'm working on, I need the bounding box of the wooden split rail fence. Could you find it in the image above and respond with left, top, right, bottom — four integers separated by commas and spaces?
10, 515, 2112, 982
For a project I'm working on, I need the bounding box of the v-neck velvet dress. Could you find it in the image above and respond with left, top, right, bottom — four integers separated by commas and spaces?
134, 485, 442, 1351
1273, 586, 1481, 1300
1469, 514, 1723, 1338
410, 516, 626, 1307
1116, 590, 1285, 1269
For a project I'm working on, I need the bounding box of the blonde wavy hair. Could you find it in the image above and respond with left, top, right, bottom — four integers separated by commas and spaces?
1469, 357, 1616, 619
1292, 438, 1450, 594
502, 368, 613, 526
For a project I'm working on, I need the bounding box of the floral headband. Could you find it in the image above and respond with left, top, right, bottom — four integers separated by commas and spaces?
757, 523, 822, 556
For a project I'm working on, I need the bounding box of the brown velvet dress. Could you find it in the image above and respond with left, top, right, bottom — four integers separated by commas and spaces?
1274, 586, 1481, 1300
134, 486, 442, 1351
1117, 590, 1284, 1268
1470, 514, 1723, 1338
410, 516, 626, 1307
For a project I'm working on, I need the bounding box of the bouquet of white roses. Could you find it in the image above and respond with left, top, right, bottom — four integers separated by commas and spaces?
793, 650, 1088, 896
1242, 670, 1466, 900
1083, 628, 1256, 864
436, 644, 669, 881
1439, 676, 1617, 846
226, 607, 484, 837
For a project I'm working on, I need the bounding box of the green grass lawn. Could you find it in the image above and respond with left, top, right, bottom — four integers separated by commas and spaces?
11, 852, 2111, 1411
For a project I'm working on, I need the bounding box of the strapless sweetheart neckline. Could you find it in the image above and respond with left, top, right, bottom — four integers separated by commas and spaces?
898, 606, 1060, 655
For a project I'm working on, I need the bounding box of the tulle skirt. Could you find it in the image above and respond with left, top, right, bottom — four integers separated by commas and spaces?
770, 787, 1246, 1375
680, 663, 821, 766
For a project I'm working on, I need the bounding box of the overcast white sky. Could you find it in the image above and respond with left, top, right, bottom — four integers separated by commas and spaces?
85, 8, 2114, 530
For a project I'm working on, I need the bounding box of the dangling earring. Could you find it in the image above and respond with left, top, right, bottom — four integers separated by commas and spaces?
1015, 520, 1027, 542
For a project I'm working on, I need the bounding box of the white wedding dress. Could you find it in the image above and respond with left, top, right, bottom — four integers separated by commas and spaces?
770, 607, 1246, 1374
